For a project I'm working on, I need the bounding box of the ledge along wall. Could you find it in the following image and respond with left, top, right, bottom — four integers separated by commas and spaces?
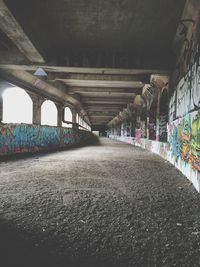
0, 123, 95, 157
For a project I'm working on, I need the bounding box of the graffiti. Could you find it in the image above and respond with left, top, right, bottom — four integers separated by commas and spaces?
176, 60, 200, 119
0, 124, 93, 156
190, 114, 200, 170
159, 115, 168, 142
141, 121, 146, 138
169, 111, 200, 171
13, 125, 40, 151
40, 127, 60, 147
149, 123, 156, 140
135, 128, 141, 144
0, 125, 14, 153
191, 61, 200, 108
63, 128, 75, 145
169, 91, 176, 123
176, 76, 191, 117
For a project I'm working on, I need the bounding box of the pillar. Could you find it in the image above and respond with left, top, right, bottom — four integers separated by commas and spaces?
56, 104, 63, 127
29, 94, 44, 125
0, 93, 3, 123
156, 90, 161, 141
71, 109, 78, 129
146, 112, 150, 140
0, 84, 5, 123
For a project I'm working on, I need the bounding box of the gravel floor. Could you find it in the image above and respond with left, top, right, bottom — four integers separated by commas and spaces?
0, 138, 200, 267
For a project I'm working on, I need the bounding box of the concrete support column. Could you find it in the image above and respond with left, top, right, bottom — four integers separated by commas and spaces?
0, 93, 3, 123
0, 83, 6, 123
29, 94, 44, 125
121, 123, 124, 136
146, 114, 150, 140
156, 90, 161, 141
56, 104, 63, 127
71, 109, 78, 129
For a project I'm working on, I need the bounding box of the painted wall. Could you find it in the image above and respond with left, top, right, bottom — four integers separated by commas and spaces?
0, 124, 94, 157
109, 59, 200, 192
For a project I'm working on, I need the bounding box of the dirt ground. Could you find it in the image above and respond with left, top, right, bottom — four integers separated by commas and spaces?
0, 138, 200, 267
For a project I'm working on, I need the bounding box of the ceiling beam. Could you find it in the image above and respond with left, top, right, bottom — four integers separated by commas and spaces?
84, 103, 126, 109
86, 109, 120, 113
60, 79, 143, 88
0, 64, 170, 75
88, 111, 118, 116
75, 92, 136, 98
89, 114, 115, 118
82, 97, 133, 105
68, 87, 142, 94
0, 0, 45, 63
46, 72, 150, 82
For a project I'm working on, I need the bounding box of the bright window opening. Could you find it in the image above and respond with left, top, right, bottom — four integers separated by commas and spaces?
41, 100, 57, 126
76, 113, 79, 124
62, 107, 72, 128
2, 87, 33, 124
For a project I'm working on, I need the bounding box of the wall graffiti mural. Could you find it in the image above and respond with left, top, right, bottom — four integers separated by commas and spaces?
191, 61, 200, 108
135, 128, 142, 144
0, 125, 14, 153
169, 91, 176, 123
141, 121, 146, 138
40, 127, 60, 147
63, 128, 75, 145
149, 122, 156, 140
175, 60, 200, 119
159, 115, 168, 142
169, 111, 200, 171
0, 123, 93, 156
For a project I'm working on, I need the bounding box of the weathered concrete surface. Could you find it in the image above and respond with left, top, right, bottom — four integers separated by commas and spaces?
0, 124, 95, 157
0, 138, 200, 267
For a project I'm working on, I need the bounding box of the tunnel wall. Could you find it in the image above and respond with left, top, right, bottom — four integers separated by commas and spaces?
0, 123, 94, 157
110, 58, 200, 192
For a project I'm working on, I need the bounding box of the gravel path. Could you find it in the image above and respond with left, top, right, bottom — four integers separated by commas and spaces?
0, 138, 200, 267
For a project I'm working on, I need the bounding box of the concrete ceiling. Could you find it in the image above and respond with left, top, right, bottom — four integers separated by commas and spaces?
0, 0, 186, 128
4, 0, 185, 55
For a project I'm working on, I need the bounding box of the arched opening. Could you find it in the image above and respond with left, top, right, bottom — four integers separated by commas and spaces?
78, 116, 82, 129
62, 107, 72, 128
2, 87, 33, 124
41, 100, 57, 126
76, 113, 79, 125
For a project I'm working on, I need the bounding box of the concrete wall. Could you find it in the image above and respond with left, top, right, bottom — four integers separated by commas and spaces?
110, 0, 200, 192
0, 123, 95, 157
110, 57, 200, 192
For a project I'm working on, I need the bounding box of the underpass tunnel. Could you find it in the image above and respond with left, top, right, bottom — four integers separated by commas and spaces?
0, 0, 200, 266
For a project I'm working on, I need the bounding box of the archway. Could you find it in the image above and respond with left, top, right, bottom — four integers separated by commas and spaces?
41, 100, 57, 126
2, 87, 33, 124
62, 107, 72, 128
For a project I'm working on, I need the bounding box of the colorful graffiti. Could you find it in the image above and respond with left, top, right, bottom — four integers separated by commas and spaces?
169, 91, 176, 123
40, 127, 60, 147
63, 128, 75, 145
149, 122, 156, 140
173, 60, 200, 120
135, 128, 142, 144
169, 111, 200, 171
0, 125, 14, 153
0, 124, 93, 156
